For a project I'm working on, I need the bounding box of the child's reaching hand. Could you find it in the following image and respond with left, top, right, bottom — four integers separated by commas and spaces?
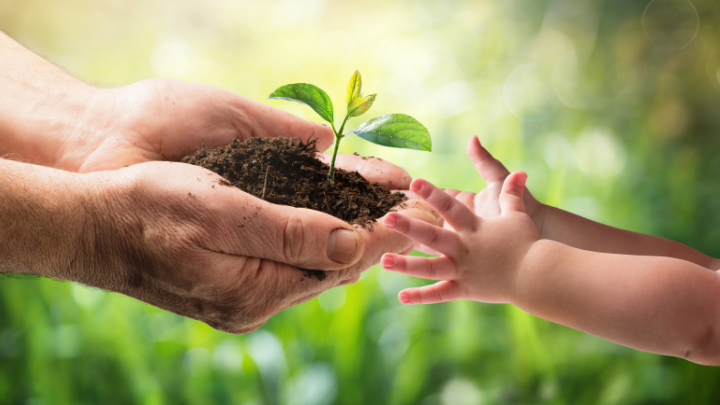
436, 136, 545, 230
381, 171, 540, 304
380, 138, 720, 365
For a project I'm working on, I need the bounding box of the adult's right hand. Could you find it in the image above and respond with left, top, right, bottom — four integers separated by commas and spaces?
78, 161, 436, 334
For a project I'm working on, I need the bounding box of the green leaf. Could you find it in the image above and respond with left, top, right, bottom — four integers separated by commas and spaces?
347, 94, 376, 117
346, 71, 362, 108
349, 114, 431, 151
268, 83, 334, 124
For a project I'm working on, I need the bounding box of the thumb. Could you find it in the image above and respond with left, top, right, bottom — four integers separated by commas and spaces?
467, 136, 510, 185
231, 95, 336, 151
247, 202, 366, 271
499, 171, 528, 215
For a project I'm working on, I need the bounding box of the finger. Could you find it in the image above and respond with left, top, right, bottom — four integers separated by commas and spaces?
382, 254, 457, 280
400, 198, 442, 222
202, 187, 366, 270
499, 171, 528, 215
410, 179, 476, 232
338, 201, 439, 281
443, 189, 462, 198
455, 192, 477, 210
383, 212, 461, 256
235, 96, 336, 151
319, 153, 412, 189
398, 280, 463, 304
254, 203, 368, 270
467, 136, 510, 185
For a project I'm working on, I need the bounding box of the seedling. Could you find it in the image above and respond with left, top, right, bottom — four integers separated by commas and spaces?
269, 71, 431, 184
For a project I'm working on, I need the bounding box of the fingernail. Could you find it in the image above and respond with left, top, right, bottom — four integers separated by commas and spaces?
410, 179, 423, 193
384, 213, 398, 228
327, 229, 358, 264
382, 255, 395, 269
515, 172, 528, 187
399, 292, 411, 304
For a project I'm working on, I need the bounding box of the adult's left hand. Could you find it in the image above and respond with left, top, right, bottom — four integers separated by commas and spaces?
61, 78, 412, 188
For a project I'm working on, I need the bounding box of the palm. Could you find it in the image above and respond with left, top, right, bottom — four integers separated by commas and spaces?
75, 79, 336, 172
70, 78, 412, 189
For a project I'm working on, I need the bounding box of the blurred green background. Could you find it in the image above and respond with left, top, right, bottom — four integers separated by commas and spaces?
2, 0, 720, 403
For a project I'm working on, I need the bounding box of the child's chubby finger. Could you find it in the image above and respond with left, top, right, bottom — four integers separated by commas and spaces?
398, 280, 463, 305
383, 212, 462, 256
499, 171, 528, 214
409, 179, 477, 232
381, 254, 457, 280
467, 136, 510, 185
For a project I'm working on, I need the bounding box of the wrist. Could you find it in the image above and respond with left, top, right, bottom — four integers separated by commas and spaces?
0, 77, 105, 170
0, 160, 91, 278
77, 168, 150, 293
529, 202, 550, 238
510, 239, 562, 307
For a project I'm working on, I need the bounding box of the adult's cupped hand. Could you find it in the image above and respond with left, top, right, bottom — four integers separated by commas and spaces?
64, 78, 410, 187
64, 78, 433, 333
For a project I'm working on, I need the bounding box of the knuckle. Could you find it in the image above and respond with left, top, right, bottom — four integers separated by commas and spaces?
396, 216, 411, 232
433, 287, 444, 303
436, 195, 456, 215
423, 227, 439, 246
282, 213, 310, 263
425, 260, 435, 278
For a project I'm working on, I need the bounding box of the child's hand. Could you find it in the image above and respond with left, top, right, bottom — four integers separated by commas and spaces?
441, 136, 546, 234
381, 172, 540, 304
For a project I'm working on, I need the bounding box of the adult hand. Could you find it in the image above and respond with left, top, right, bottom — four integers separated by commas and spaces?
59, 78, 412, 189
80, 161, 435, 333
2, 32, 412, 188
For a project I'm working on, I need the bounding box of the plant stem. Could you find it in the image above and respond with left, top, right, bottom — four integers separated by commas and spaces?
327, 134, 343, 183
337, 114, 350, 137
327, 114, 351, 184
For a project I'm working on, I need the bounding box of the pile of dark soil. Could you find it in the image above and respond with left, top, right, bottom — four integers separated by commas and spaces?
181, 137, 404, 227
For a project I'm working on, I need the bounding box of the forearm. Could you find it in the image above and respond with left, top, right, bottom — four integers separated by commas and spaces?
0, 158, 91, 278
514, 240, 720, 365
0, 31, 102, 169
538, 204, 719, 270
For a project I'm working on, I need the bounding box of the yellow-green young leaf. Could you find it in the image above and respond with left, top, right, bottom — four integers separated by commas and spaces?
348, 94, 376, 117
268, 83, 334, 124
349, 114, 431, 151
346, 71, 362, 108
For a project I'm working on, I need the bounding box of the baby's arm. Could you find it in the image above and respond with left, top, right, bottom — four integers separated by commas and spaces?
383, 174, 720, 365
452, 136, 719, 270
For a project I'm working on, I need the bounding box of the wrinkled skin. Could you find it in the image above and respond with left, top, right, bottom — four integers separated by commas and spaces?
59, 78, 433, 333
63, 78, 411, 189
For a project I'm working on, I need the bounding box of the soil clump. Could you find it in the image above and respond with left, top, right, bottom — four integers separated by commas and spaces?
181, 137, 405, 278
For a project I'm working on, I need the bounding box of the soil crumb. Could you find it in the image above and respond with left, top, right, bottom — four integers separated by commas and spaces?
181, 137, 404, 227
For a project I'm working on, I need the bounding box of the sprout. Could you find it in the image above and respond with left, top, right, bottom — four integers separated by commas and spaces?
269, 71, 431, 184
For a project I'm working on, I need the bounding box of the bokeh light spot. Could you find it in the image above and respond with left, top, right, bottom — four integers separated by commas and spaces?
288, 363, 337, 405
503, 64, 559, 121
440, 379, 483, 405
71, 283, 105, 309
574, 127, 627, 179
317, 286, 346, 313
213, 339, 244, 373
642, 0, 699, 50
183, 347, 211, 374
150, 40, 190, 78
